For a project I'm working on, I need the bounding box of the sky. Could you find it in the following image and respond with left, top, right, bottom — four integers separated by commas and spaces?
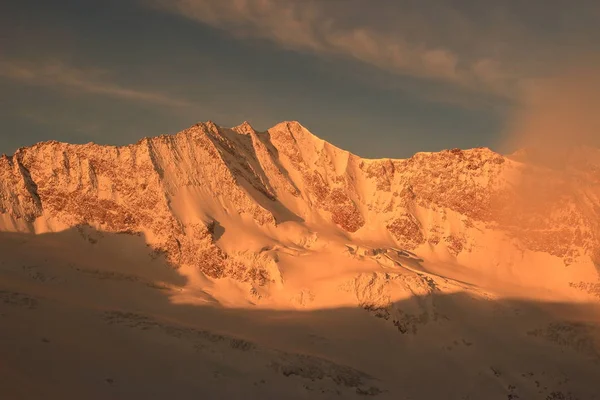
1, 0, 599, 159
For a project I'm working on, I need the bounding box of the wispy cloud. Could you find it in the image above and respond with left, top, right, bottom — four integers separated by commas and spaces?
147, 0, 520, 98
0, 59, 192, 107
149, 0, 599, 101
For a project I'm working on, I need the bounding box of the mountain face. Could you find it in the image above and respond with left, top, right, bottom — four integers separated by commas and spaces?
1, 121, 600, 399
1, 121, 598, 290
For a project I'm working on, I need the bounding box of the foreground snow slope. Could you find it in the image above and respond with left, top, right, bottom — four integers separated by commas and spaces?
1, 121, 599, 399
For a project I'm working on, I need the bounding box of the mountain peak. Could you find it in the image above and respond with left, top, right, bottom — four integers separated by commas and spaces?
270, 120, 306, 132
232, 120, 256, 135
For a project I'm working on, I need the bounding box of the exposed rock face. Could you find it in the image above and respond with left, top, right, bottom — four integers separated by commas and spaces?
1, 120, 599, 282
386, 214, 424, 250
0, 154, 43, 221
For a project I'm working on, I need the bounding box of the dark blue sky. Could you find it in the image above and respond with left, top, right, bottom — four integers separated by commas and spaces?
1, 0, 598, 158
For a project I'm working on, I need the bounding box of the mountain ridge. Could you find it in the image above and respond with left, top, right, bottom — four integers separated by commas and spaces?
0, 120, 599, 300
1, 119, 504, 162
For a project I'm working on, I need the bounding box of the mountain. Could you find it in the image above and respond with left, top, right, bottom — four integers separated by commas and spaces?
1, 121, 599, 399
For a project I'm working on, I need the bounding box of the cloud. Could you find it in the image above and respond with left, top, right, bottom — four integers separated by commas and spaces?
147, 0, 523, 98
0, 59, 192, 107
501, 59, 600, 165
490, 60, 600, 256
149, 0, 600, 102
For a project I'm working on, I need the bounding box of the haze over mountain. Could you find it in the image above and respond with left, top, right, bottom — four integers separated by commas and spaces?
1, 121, 599, 399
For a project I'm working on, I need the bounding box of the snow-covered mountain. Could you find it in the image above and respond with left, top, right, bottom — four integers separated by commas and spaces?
1, 121, 599, 399
1, 121, 598, 292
